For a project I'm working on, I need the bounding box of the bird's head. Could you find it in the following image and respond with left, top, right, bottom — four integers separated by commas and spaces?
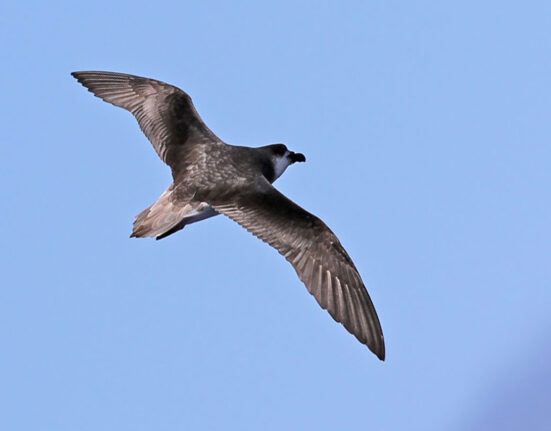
262, 143, 306, 182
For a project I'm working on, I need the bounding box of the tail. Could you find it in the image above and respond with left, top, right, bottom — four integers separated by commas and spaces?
131, 186, 188, 239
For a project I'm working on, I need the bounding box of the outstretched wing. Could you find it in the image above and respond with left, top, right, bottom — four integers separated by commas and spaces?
72, 71, 220, 175
205, 178, 385, 359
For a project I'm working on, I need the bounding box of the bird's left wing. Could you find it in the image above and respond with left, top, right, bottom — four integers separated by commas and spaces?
72, 71, 220, 177
204, 178, 385, 359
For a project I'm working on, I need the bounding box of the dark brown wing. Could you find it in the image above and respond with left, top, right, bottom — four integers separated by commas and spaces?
206, 178, 385, 360
71, 71, 220, 175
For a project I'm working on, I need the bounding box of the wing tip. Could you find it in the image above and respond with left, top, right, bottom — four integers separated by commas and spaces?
70, 71, 82, 83
359, 329, 385, 361
70, 71, 94, 90
71, 71, 88, 81
367, 327, 385, 361
373, 343, 385, 361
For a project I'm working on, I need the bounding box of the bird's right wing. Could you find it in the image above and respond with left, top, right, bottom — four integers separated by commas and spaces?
72, 71, 220, 175
205, 178, 385, 359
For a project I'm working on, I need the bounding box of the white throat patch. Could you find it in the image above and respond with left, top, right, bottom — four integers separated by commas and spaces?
272, 151, 293, 181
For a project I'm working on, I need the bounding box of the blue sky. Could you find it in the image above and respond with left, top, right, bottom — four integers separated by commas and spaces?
2, 1, 550, 430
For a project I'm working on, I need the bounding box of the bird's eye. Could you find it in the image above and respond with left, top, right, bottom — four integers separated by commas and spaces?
274, 144, 287, 156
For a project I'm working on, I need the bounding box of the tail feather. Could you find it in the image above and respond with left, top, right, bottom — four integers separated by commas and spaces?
131, 186, 187, 238
131, 186, 217, 239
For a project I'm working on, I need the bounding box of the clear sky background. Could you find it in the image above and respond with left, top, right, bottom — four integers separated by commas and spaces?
1, 1, 550, 430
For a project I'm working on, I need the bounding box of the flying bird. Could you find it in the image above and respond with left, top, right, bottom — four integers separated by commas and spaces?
72, 71, 385, 360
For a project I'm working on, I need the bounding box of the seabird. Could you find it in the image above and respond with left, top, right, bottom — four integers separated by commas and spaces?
72, 71, 385, 360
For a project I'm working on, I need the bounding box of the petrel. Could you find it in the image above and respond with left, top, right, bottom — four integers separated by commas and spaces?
72, 71, 385, 360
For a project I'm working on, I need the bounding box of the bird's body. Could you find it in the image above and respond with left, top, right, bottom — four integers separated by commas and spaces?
72, 71, 385, 360
134, 142, 300, 238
